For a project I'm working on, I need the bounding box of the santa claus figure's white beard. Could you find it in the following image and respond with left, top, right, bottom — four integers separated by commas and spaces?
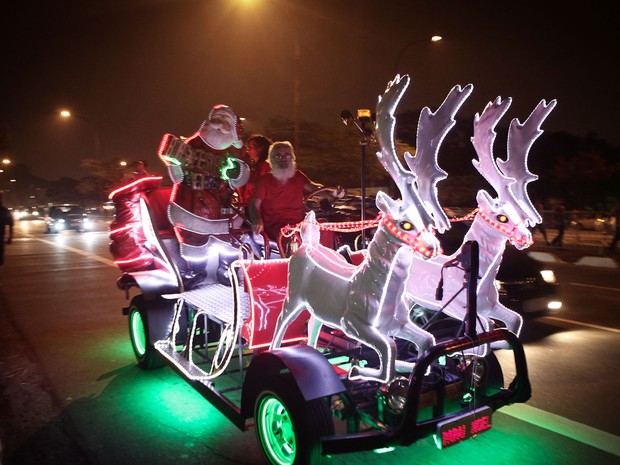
272, 161, 296, 183
203, 127, 235, 150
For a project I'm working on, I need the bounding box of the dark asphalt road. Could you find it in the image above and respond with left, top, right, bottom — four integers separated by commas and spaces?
0, 222, 617, 464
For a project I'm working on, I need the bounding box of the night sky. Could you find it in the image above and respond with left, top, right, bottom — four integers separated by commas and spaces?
1, 0, 617, 180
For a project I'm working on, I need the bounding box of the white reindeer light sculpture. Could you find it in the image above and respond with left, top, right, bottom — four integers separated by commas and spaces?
407, 96, 557, 337
269, 75, 472, 383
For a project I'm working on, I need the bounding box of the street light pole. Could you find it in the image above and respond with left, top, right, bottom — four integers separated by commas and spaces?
236, 0, 301, 149
340, 109, 374, 248
293, 35, 301, 150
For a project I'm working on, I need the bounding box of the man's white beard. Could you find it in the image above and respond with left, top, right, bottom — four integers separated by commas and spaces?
272, 161, 297, 183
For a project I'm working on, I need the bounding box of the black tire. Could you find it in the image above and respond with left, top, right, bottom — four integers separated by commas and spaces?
128, 297, 167, 370
254, 375, 334, 465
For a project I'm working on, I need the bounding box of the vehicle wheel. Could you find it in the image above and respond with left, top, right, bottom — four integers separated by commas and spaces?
128, 299, 166, 370
255, 375, 334, 465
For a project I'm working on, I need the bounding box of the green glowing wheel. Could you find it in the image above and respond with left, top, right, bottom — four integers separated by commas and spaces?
128, 297, 166, 370
255, 375, 334, 465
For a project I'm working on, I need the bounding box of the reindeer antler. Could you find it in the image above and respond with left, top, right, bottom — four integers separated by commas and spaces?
497, 99, 557, 226
376, 74, 472, 233
376, 75, 417, 199
471, 97, 515, 205
406, 83, 473, 232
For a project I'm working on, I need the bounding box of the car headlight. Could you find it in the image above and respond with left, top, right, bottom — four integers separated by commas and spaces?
540, 269, 556, 284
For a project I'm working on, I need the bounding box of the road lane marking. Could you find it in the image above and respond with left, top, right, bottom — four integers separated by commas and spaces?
32, 236, 116, 267
569, 282, 620, 292
501, 403, 620, 457
541, 316, 620, 334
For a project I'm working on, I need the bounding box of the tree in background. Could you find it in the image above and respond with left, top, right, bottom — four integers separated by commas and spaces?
76, 158, 138, 205
3, 118, 617, 213
265, 116, 414, 191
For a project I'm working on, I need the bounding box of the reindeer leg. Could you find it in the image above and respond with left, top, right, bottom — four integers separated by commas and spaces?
307, 315, 322, 348
394, 321, 436, 373
342, 316, 396, 384
480, 303, 523, 349
483, 304, 523, 336
269, 298, 305, 350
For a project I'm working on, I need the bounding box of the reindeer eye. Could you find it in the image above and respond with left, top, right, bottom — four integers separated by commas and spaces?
400, 221, 414, 231
496, 214, 509, 223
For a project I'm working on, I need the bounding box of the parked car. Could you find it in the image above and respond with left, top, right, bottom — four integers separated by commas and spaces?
44, 204, 93, 233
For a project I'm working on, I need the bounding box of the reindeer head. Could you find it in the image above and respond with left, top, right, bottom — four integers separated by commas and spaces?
472, 97, 556, 250
375, 75, 473, 259
374, 190, 439, 258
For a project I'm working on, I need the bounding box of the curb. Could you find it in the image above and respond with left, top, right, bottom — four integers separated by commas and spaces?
574, 256, 618, 268
528, 251, 618, 269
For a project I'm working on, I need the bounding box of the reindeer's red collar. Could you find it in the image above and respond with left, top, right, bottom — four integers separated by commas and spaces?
478, 208, 533, 247
381, 215, 437, 257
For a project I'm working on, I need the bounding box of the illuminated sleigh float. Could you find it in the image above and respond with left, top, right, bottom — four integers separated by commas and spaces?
108, 133, 272, 372
110, 75, 545, 464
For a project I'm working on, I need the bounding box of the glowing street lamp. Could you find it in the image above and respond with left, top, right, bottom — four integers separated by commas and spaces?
394, 35, 443, 73
58, 109, 102, 156
237, 0, 301, 148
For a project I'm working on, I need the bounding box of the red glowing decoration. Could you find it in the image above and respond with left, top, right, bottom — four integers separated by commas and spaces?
108, 176, 165, 273
470, 414, 492, 434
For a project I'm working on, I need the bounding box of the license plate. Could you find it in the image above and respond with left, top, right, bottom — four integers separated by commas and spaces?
435, 406, 493, 449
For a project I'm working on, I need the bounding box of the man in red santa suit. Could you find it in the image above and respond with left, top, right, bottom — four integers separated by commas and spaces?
249, 140, 344, 253
159, 104, 250, 285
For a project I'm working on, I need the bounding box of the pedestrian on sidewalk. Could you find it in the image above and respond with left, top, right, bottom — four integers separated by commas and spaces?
0, 191, 14, 266
532, 200, 550, 245
607, 201, 619, 254
550, 204, 566, 247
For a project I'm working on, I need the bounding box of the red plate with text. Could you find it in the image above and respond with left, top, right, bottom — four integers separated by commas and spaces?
435, 406, 493, 449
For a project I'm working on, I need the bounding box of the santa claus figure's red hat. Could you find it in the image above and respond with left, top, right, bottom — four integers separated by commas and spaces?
198, 104, 244, 149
